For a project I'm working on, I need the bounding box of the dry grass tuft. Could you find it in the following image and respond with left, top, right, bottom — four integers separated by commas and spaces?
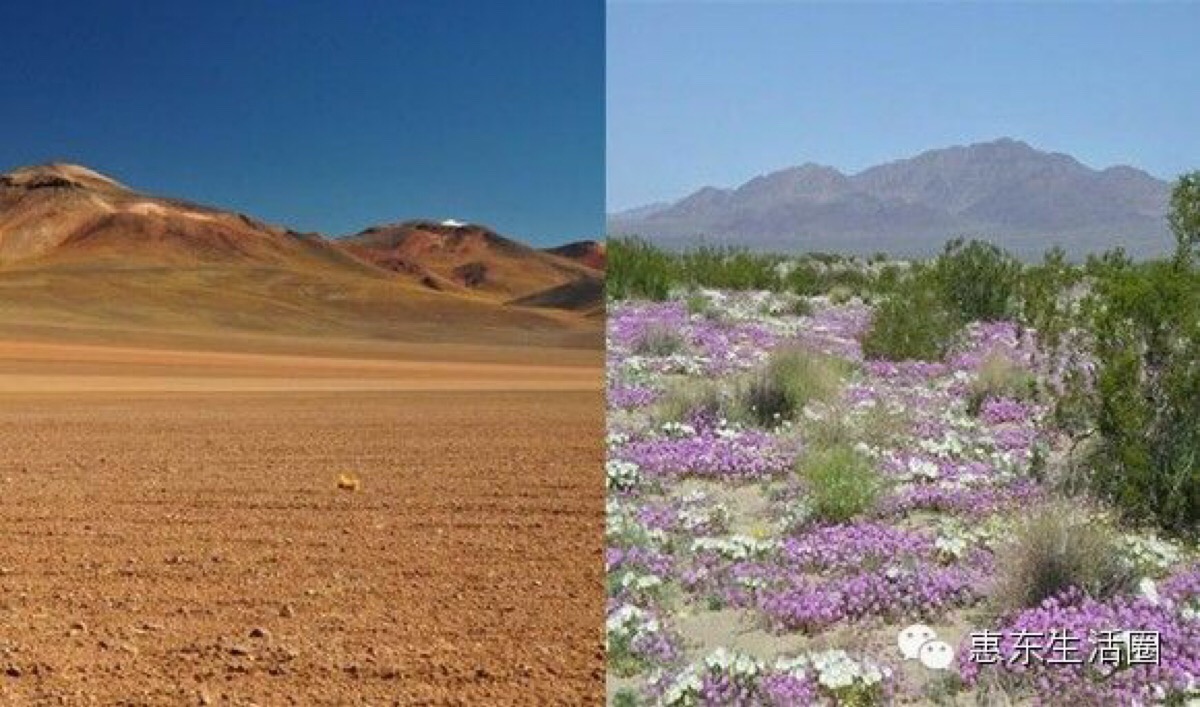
738, 347, 847, 428
631, 325, 688, 357
991, 502, 1134, 615
968, 351, 1037, 414
653, 378, 726, 425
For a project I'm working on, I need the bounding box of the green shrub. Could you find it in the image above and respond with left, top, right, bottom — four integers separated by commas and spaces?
796, 444, 886, 523
1168, 172, 1200, 248
607, 630, 647, 678
782, 262, 822, 296
1085, 254, 1200, 534
992, 504, 1135, 615
607, 240, 907, 301
684, 291, 713, 317
739, 347, 845, 427
679, 246, 783, 291
861, 280, 960, 361
1056, 177, 1200, 535
608, 236, 675, 300
930, 238, 1022, 322
872, 264, 905, 297
1017, 245, 1081, 351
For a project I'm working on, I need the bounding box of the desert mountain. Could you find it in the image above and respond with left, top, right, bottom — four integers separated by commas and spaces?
609, 139, 1174, 259
0, 164, 601, 348
543, 240, 606, 270
0, 163, 371, 271
340, 220, 601, 303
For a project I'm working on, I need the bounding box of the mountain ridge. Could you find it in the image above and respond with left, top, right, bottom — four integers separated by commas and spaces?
0, 162, 603, 348
339, 219, 600, 302
609, 138, 1175, 258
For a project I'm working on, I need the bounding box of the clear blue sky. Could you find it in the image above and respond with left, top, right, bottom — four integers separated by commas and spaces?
0, 1, 603, 246
608, 1, 1200, 211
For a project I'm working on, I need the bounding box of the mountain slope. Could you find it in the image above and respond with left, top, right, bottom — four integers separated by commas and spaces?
0, 164, 601, 349
543, 240, 606, 270
609, 139, 1174, 259
341, 220, 600, 301
0, 163, 378, 272
508, 275, 604, 316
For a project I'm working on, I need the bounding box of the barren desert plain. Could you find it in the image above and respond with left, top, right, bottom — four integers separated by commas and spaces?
0, 164, 606, 704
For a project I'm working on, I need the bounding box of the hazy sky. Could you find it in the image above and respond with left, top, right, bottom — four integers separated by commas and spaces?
0, 1, 604, 245
608, 1, 1200, 212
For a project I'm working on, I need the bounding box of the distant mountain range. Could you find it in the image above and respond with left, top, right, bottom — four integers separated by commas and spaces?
609, 138, 1175, 259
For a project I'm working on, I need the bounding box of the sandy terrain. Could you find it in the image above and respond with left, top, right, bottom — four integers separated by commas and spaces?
0, 341, 604, 704
0, 341, 599, 393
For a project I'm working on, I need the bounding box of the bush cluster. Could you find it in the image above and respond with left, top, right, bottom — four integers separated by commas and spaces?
992, 503, 1134, 615
1045, 173, 1200, 535
929, 238, 1022, 322
1083, 256, 1200, 533
862, 238, 1023, 362
860, 277, 959, 361
608, 236, 675, 300
738, 347, 846, 428
607, 237, 887, 300
796, 444, 887, 523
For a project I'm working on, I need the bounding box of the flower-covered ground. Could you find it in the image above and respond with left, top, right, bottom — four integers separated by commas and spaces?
606, 290, 1199, 706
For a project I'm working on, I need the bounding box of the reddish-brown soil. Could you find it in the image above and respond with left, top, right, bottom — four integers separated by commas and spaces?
342, 221, 598, 301
0, 344, 603, 705
0, 164, 605, 351
543, 242, 606, 272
